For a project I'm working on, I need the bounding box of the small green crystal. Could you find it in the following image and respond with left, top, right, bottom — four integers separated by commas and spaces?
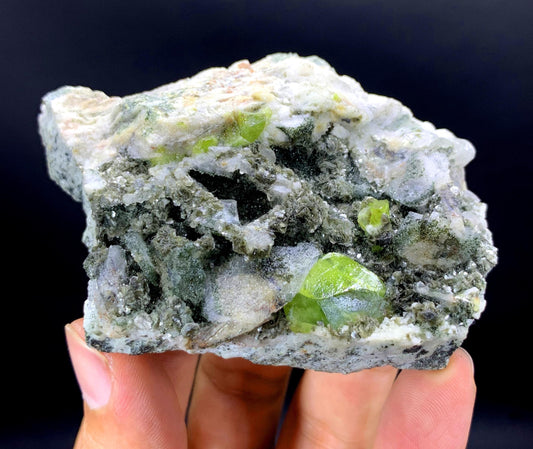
151, 107, 271, 165
150, 135, 218, 165
284, 252, 388, 333
149, 146, 181, 165
236, 108, 271, 143
357, 198, 390, 236
192, 135, 219, 154
224, 107, 272, 146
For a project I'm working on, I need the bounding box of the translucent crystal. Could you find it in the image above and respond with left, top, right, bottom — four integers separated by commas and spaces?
192, 135, 219, 154
357, 198, 390, 236
235, 108, 271, 143
285, 253, 388, 333
283, 293, 327, 333
224, 107, 272, 146
300, 253, 386, 300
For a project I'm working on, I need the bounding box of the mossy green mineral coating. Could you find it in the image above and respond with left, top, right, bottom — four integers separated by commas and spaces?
38, 54, 497, 373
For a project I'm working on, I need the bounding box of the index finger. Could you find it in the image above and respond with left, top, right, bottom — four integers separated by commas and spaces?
187, 354, 292, 449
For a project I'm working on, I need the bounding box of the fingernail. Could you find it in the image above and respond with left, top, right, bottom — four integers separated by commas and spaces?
65, 324, 112, 410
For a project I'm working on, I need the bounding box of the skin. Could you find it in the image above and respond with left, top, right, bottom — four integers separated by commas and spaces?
65, 318, 476, 449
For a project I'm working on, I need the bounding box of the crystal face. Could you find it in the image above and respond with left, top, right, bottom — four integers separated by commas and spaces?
300, 253, 386, 300
38, 53, 497, 373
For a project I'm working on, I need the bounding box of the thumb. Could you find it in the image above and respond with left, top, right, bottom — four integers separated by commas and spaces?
65, 319, 197, 449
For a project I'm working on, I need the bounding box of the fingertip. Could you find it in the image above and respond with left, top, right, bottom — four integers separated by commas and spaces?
429, 347, 476, 395
187, 355, 291, 449
374, 348, 477, 449
405, 347, 476, 387
453, 347, 475, 377
66, 318, 85, 339
448, 347, 477, 400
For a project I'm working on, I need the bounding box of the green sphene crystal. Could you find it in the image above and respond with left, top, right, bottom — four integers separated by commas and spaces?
236, 108, 271, 143
357, 198, 390, 236
283, 293, 327, 333
192, 135, 219, 154
149, 145, 182, 166
225, 107, 272, 146
284, 252, 388, 333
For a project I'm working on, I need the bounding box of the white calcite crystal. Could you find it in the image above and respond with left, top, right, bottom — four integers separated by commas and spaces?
39, 54, 497, 372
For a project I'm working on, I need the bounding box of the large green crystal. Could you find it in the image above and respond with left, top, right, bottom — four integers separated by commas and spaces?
284, 252, 388, 332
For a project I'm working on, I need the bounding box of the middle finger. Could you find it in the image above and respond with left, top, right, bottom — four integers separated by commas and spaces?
187, 354, 292, 449
276, 365, 398, 449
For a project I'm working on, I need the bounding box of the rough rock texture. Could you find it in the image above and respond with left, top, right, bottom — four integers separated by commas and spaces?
38, 53, 497, 373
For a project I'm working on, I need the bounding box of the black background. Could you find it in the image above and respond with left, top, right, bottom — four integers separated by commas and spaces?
2, 1, 532, 447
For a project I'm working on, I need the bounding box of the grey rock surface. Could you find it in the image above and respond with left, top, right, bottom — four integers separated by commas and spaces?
38, 53, 497, 373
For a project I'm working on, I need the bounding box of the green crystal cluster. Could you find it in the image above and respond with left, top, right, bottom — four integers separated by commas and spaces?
150, 107, 272, 165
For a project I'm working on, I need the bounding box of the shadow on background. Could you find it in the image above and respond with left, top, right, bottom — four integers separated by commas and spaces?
1, 0, 532, 447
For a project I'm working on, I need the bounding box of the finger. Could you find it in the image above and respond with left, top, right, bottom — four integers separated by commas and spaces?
374, 348, 476, 449
66, 318, 198, 449
156, 348, 199, 414
187, 354, 292, 449
276, 365, 398, 449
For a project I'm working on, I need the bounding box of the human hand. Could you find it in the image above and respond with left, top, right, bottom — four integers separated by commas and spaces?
65, 318, 476, 449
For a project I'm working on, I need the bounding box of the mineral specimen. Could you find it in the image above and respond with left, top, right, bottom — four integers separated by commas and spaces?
38, 53, 497, 373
